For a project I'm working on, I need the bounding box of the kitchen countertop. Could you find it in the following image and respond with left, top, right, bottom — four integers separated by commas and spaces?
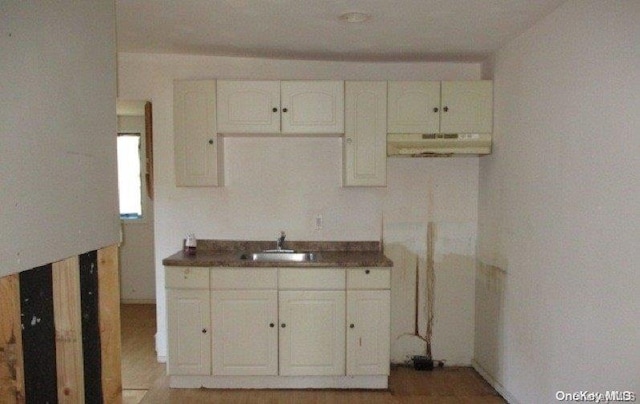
162, 240, 393, 268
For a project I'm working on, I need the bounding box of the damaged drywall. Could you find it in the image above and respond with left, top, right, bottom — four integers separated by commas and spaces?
474, 261, 507, 382
384, 221, 477, 365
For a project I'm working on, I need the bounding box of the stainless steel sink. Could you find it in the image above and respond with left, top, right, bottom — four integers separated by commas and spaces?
239, 251, 319, 262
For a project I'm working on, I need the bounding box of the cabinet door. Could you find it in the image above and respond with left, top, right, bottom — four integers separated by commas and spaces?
211, 290, 278, 375
279, 291, 345, 376
216, 80, 281, 133
346, 290, 390, 376
281, 81, 344, 134
167, 288, 211, 375
174, 80, 223, 186
343, 81, 387, 187
440, 81, 493, 134
387, 81, 440, 134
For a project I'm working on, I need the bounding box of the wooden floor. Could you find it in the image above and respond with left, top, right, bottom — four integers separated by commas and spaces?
121, 304, 505, 404
121, 304, 165, 403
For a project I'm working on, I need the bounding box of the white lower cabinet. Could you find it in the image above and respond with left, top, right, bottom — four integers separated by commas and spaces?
166, 267, 211, 376
166, 288, 211, 375
166, 266, 391, 389
279, 291, 346, 376
211, 290, 278, 375
346, 290, 391, 375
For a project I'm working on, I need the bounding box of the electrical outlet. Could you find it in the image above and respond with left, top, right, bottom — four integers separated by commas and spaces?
315, 214, 323, 231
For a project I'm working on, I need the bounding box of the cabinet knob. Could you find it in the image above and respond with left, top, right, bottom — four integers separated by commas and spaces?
272, 107, 278, 112
281, 323, 286, 328
346, 138, 353, 144
208, 139, 214, 145
433, 107, 439, 113
350, 324, 355, 329
365, 269, 370, 274
202, 328, 207, 334
269, 323, 275, 328
282, 108, 288, 113
443, 106, 449, 112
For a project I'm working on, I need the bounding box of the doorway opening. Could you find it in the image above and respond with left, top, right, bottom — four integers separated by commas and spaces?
116, 100, 162, 401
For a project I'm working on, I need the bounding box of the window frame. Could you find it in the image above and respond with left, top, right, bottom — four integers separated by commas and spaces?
117, 131, 148, 223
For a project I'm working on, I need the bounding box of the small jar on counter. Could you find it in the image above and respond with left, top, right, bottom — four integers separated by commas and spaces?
184, 233, 197, 255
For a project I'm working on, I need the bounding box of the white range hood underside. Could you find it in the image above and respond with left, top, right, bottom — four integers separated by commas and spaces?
387, 133, 492, 157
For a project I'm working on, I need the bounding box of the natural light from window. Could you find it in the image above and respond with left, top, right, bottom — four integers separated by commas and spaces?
117, 134, 142, 219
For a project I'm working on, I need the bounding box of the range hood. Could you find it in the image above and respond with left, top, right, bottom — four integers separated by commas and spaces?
387, 133, 492, 157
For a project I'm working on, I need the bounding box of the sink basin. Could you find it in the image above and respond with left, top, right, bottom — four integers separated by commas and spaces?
239, 251, 319, 262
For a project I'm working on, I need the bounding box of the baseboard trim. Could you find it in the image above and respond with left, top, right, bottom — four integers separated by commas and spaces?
169, 375, 388, 389
120, 299, 156, 305
471, 360, 520, 404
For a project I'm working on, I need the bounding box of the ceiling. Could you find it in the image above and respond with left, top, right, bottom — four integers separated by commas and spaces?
116, 0, 565, 62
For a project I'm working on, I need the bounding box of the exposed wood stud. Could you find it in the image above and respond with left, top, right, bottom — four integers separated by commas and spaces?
0, 274, 25, 403
1, 244, 122, 404
98, 245, 122, 404
52, 256, 85, 403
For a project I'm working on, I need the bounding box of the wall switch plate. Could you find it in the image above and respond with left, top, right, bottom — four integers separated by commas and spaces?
315, 214, 323, 231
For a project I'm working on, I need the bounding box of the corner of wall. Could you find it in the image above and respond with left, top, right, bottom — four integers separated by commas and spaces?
480, 56, 496, 80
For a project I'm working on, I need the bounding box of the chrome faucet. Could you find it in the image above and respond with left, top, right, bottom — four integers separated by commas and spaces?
277, 231, 286, 250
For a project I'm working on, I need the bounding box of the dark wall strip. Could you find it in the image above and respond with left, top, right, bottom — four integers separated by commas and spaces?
20, 264, 58, 404
79, 250, 103, 404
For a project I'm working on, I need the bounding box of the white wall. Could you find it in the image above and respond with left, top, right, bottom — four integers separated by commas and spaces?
0, 1, 120, 276
117, 115, 156, 303
476, 1, 640, 402
117, 53, 482, 363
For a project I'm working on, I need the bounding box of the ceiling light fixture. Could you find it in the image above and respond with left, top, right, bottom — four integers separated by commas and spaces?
338, 11, 371, 23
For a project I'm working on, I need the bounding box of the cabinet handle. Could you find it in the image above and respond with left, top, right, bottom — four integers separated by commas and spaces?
282, 108, 288, 113
202, 328, 207, 334
365, 269, 370, 274
272, 107, 278, 112
269, 323, 275, 328
350, 324, 355, 329
281, 323, 286, 328
433, 107, 439, 113
208, 139, 214, 145
443, 106, 449, 112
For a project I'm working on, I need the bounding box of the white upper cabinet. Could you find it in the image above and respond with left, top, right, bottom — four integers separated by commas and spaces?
387, 81, 441, 134
174, 80, 224, 187
216, 81, 280, 133
440, 81, 493, 134
280, 81, 344, 134
387, 80, 493, 134
343, 81, 387, 187
217, 80, 344, 134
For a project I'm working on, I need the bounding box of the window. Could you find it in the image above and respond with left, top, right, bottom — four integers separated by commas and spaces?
117, 133, 143, 219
